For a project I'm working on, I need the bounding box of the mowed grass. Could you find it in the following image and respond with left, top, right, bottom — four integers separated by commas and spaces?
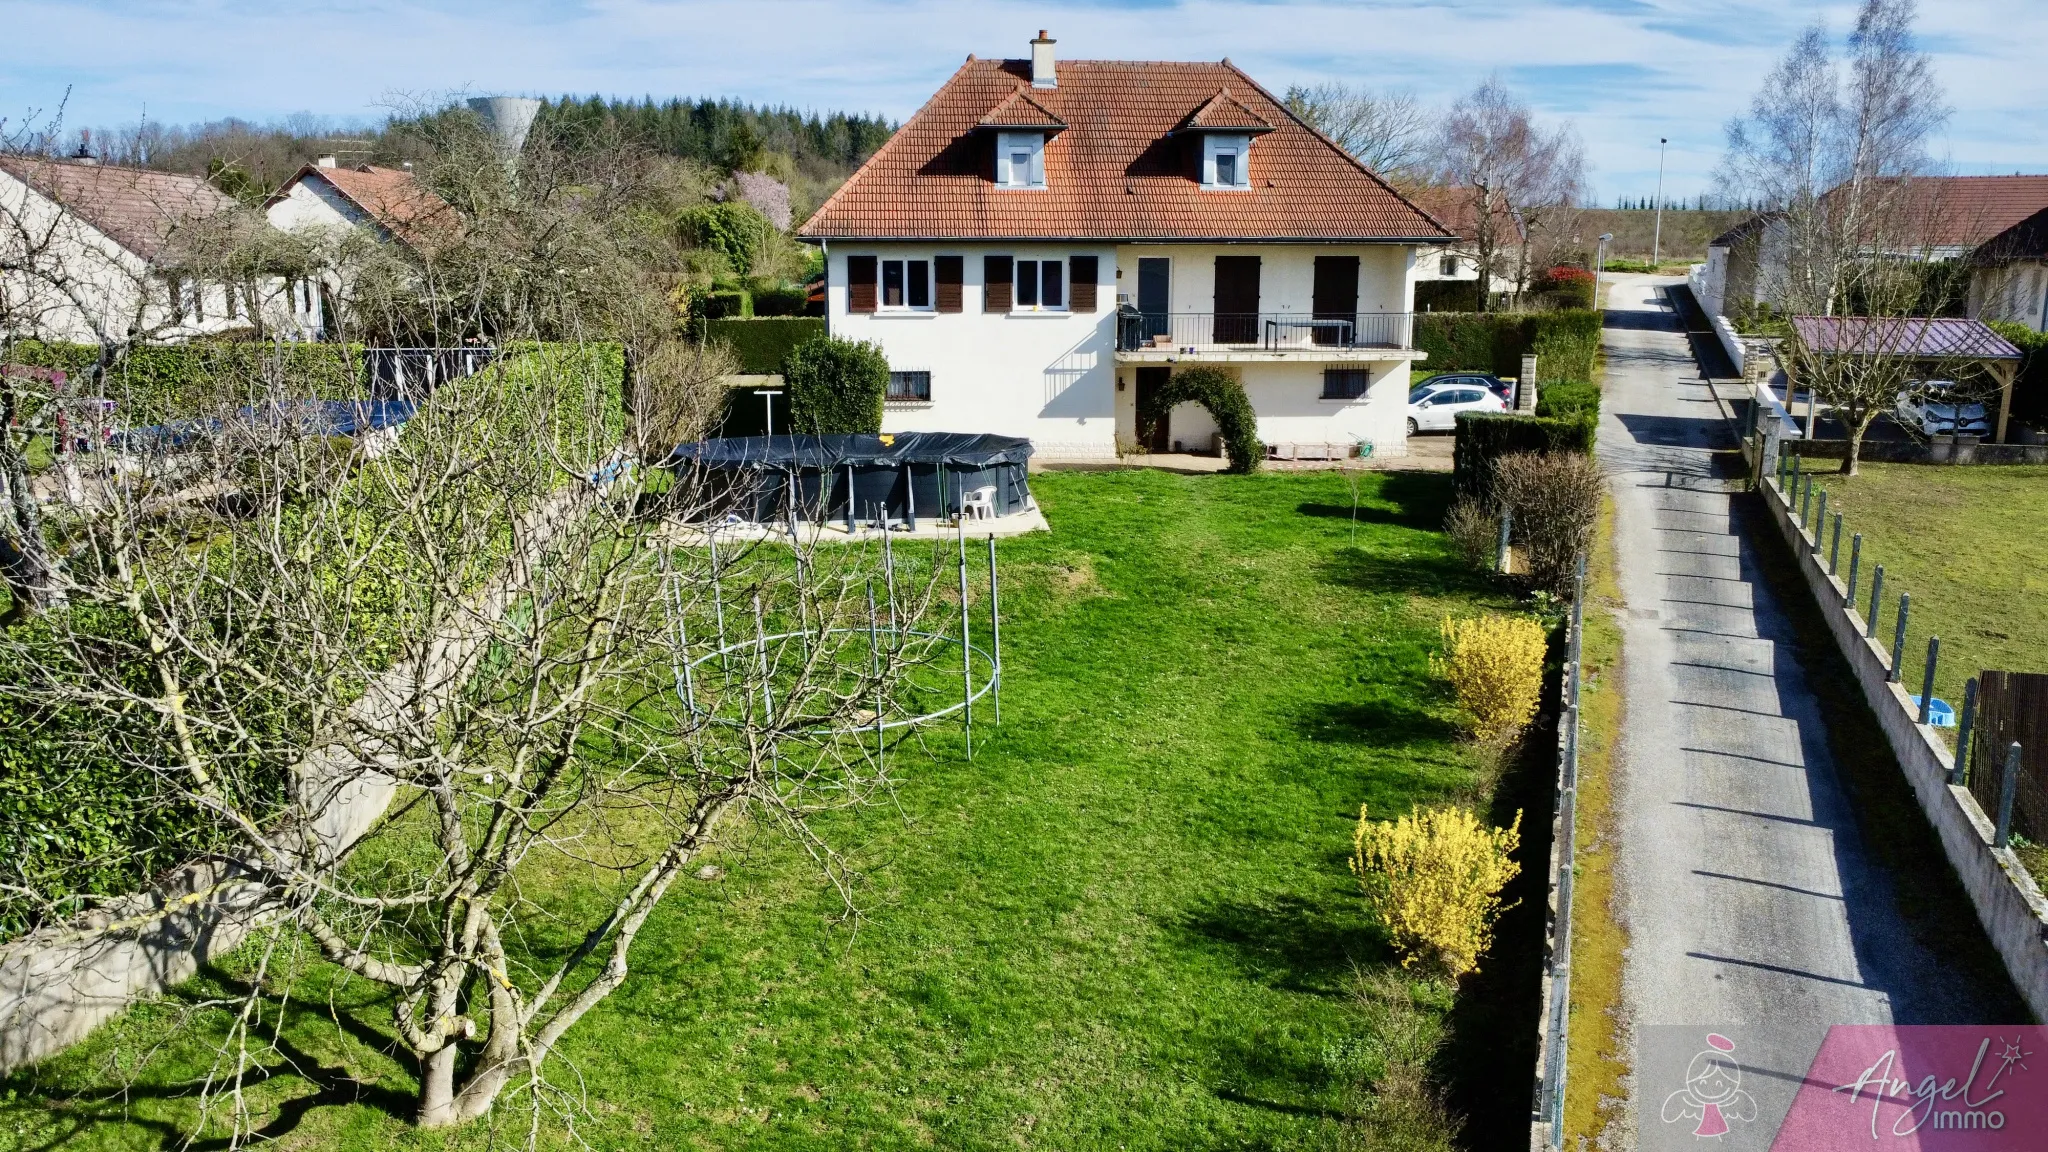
0, 469, 1525, 1151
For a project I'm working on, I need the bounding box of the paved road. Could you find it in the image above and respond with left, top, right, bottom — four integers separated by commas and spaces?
1598, 277, 1985, 1142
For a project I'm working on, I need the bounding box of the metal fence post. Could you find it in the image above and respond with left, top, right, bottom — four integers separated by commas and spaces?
1919, 637, 1940, 725
1953, 677, 1978, 786
1830, 513, 1843, 575
1800, 475, 1814, 528
1497, 508, 1514, 573
1995, 741, 2022, 849
1867, 566, 1885, 639
1889, 594, 1910, 682
1846, 534, 1862, 604
1814, 489, 1828, 547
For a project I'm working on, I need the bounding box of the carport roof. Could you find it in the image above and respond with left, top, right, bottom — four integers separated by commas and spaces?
1789, 316, 2022, 360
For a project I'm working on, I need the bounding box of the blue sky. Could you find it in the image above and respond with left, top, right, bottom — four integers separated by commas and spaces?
4, 0, 2045, 202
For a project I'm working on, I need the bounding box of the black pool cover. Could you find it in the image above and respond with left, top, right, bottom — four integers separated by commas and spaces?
667, 432, 1035, 526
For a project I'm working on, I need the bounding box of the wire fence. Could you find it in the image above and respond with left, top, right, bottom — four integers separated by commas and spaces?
1534, 552, 1585, 1150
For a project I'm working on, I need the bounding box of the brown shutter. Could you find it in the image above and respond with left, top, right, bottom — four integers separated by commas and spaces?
847, 255, 877, 313
983, 255, 1013, 312
1070, 255, 1099, 313
935, 255, 964, 313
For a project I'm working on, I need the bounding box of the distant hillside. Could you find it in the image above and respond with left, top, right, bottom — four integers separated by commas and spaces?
1570, 208, 1754, 262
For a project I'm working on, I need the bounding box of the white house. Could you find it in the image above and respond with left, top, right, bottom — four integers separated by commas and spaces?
265, 157, 454, 340
1402, 184, 1523, 307
0, 155, 263, 344
797, 33, 1454, 460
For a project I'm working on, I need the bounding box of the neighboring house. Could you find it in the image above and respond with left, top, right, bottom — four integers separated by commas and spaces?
1401, 185, 1522, 303
0, 154, 259, 344
264, 157, 455, 339
1966, 205, 2048, 333
1699, 176, 2048, 322
797, 32, 1454, 460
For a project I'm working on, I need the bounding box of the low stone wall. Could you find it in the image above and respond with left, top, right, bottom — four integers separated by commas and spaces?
1783, 438, 2048, 465
1760, 475, 2048, 1021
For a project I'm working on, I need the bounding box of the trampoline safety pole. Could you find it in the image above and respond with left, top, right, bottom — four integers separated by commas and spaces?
959, 526, 972, 758
845, 462, 856, 533
868, 579, 883, 769
904, 463, 917, 531
987, 533, 1001, 726
883, 521, 898, 639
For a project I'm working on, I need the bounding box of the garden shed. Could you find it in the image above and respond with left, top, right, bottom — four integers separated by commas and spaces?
668, 432, 1035, 527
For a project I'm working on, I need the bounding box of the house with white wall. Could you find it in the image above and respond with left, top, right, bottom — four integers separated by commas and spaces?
0, 155, 263, 345
1402, 184, 1523, 306
265, 157, 454, 340
797, 33, 1453, 460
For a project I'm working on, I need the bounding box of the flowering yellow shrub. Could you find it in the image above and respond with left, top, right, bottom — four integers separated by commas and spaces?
1351, 804, 1523, 977
1432, 614, 1546, 739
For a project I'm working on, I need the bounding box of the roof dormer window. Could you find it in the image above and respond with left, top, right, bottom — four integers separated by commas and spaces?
1203, 134, 1252, 190
999, 132, 1046, 189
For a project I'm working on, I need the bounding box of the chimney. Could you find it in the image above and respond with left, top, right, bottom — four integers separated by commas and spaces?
316, 155, 338, 169
1030, 30, 1056, 89
71, 128, 98, 165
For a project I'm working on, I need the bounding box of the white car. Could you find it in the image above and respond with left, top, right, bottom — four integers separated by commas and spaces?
1407, 380, 1507, 433
1893, 380, 1990, 438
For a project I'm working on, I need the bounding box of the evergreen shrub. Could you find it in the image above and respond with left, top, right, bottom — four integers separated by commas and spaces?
1137, 365, 1262, 473
781, 336, 887, 434
705, 317, 826, 374
1452, 410, 1595, 498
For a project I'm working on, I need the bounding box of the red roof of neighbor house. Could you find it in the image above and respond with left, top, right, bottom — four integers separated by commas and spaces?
800, 58, 1452, 243
1399, 184, 1526, 244
1790, 315, 2022, 360
0, 155, 240, 261
271, 163, 455, 249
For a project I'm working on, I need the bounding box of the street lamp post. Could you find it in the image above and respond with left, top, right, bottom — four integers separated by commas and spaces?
1593, 233, 1614, 311
1652, 137, 1669, 266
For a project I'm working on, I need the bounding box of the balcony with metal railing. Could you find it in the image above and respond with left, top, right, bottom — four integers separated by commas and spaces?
1114, 310, 1420, 362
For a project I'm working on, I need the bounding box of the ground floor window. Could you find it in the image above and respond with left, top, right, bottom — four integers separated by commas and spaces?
888, 370, 932, 402
1321, 368, 1371, 399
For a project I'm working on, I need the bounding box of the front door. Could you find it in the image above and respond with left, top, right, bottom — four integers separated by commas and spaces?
1213, 255, 1260, 344
1137, 257, 1171, 342
1134, 367, 1173, 452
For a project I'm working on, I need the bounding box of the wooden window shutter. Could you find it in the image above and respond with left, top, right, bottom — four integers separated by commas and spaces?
1070, 255, 1099, 312
983, 255, 1013, 312
935, 255, 964, 312
847, 255, 878, 313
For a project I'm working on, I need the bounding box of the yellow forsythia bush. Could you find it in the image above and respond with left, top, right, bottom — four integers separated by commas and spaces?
1351, 804, 1523, 977
1432, 614, 1546, 739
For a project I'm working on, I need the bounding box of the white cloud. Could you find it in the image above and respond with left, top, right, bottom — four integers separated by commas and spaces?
4, 0, 2044, 199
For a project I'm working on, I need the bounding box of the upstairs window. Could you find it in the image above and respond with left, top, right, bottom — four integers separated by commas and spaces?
998, 132, 1046, 189
1014, 259, 1065, 310
1440, 255, 1460, 277
880, 258, 931, 309
1202, 134, 1251, 190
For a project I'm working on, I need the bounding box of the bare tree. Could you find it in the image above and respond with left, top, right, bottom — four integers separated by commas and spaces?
1283, 83, 1433, 184
1720, 0, 1956, 472
1433, 79, 1586, 312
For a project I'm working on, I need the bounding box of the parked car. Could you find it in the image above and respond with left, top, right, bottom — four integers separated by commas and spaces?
1893, 380, 1990, 437
1414, 372, 1515, 406
1407, 379, 1507, 433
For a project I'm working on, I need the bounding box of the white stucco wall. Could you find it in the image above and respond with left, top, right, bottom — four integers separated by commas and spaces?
826, 243, 1120, 460
1970, 261, 2048, 333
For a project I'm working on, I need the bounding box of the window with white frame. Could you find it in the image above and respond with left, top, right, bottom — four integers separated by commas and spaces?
1440, 255, 1459, 277
998, 132, 1046, 189
887, 370, 932, 402
1202, 134, 1251, 189
1014, 258, 1065, 310
880, 258, 932, 309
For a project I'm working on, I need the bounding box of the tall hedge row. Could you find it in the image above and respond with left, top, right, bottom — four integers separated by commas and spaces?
1414, 310, 1601, 385
2, 341, 367, 426
781, 336, 887, 434
1986, 321, 2048, 427
706, 317, 827, 374
0, 342, 626, 937
1452, 411, 1597, 498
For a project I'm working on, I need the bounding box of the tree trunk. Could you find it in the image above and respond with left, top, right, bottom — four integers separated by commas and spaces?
1842, 421, 1866, 476
416, 1044, 461, 1128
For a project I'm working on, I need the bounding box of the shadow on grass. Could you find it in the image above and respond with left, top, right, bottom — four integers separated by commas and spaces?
1176, 893, 1388, 998
1436, 646, 1562, 1151
1294, 697, 1461, 750
2, 968, 414, 1151
1321, 548, 1495, 601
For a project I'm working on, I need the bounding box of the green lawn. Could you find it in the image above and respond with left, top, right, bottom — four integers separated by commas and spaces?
0, 469, 1536, 1151
1797, 462, 2048, 876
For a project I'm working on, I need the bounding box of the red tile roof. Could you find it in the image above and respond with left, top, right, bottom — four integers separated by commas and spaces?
1815, 175, 2048, 250
273, 164, 455, 249
1790, 315, 2022, 360
979, 88, 1067, 132
800, 58, 1451, 243
1182, 89, 1272, 133
0, 156, 240, 261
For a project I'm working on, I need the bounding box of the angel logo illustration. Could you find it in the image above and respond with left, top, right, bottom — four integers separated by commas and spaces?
1663, 1033, 1759, 1139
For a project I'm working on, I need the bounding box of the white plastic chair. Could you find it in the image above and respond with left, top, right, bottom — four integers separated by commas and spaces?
960, 485, 997, 521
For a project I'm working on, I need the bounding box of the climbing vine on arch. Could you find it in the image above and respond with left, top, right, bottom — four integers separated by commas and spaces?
1137, 365, 1262, 474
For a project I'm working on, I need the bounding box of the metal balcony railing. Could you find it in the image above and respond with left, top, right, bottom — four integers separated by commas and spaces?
1116, 311, 1414, 353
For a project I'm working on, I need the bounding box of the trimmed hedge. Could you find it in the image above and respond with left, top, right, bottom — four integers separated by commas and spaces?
1138, 365, 1261, 473
1414, 310, 1601, 384
1415, 280, 1483, 313
1987, 320, 2048, 427
782, 335, 886, 434
2, 341, 366, 425
1534, 381, 1600, 424
1452, 411, 1596, 498
707, 317, 827, 374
